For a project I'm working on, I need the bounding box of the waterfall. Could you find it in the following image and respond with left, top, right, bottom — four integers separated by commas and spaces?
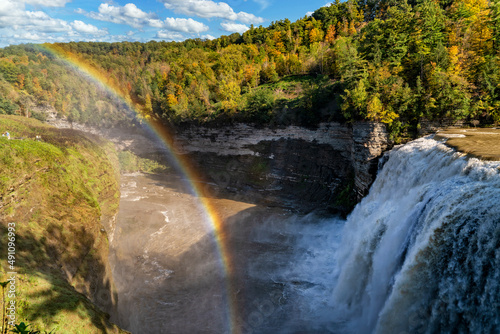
329, 137, 500, 333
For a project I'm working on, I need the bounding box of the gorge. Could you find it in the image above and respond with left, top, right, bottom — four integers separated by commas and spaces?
74, 119, 500, 333
1, 0, 500, 332
48, 118, 392, 332
2, 114, 500, 333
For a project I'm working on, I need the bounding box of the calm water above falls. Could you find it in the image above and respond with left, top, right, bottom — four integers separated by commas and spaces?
109, 137, 500, 333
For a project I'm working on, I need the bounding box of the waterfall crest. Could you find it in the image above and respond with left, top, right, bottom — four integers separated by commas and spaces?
332, 137, 500, 333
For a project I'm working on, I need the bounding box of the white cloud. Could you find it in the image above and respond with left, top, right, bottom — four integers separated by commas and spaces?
23, 11, 71, 32
0, 1, 26, 26
148, 19, 164, 28
24, 0, 71, 7
0, 1, 70, 32
160, 0, 264, 24
156, 30, 185, 41
71, 20, 107, 36
87, 3, 161, 29
121, 3, 149, 19
201, 34, 215, 40
235, 11, 263, 24
0, 0, 111, 47
83, 3, 209, 34
220, 22, 249, 34
0, 1, 23, 17
8, 31, 70, 44
164, 17, 208, 33
236, 11, 264, 24
12, 31, 45, 41
252, 0, 270, 10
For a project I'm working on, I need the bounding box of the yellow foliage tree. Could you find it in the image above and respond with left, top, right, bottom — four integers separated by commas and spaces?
166, 93, 178, 107
447, 0, 492, 78
16, 74, 25, 90
218, 79, 241, 111
348, 21, 357, 36
143, 93, 153, 116
309, 28, 324, 44
325, 25, 337, 44
448, 45, 461, 74
366, 94, 399, 124
243, 64, 259, 87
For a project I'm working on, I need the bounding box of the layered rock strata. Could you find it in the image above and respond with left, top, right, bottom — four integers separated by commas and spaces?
173, 122, 390, 213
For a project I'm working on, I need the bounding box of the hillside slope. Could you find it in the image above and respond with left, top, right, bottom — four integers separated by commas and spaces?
0, 115, 127, 333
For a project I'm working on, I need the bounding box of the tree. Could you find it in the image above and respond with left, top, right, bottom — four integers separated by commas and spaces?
491, 0, 500, 50
332, 37, 367, 88
0, 61, 19, 83
67, 108, 80, 124
360, 3, 413, 67
424, 64, 471, 119
0, 97, 18, 115
218, 78, 241, 111
245, 88, 275, 121
143, 93, 153, 116
260, 61, 279, 83
367, 94, 396, 123
309, 28, 324, 44
325, 25, 337, 44
342, 77, 368, 120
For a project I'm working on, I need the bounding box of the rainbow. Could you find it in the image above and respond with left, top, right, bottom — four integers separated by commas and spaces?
41, 43, 240, 333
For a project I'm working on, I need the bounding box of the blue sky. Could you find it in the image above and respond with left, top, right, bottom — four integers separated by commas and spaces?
0, 0, 332, 47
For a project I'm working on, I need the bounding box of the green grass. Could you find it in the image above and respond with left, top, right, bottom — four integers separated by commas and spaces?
0, 115, 127, 333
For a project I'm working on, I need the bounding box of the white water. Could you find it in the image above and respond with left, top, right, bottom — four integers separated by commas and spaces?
288, 137, 500, 333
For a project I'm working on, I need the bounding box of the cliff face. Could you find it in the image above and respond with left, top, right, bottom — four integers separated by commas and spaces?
174, 122, 390, 213
351, 122, 391, 200
49, 115, 390, 213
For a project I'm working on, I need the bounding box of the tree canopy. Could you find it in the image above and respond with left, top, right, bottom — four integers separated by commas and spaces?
0, 0, 499, 140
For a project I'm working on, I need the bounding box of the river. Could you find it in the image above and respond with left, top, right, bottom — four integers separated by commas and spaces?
108, 171, 341, 333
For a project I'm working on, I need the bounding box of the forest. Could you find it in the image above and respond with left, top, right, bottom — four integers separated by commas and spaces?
0, 0, 499, 140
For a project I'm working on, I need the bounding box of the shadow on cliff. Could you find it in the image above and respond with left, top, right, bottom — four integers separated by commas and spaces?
145, 137, 356, 216
139, 165, 347, 217
0, 223, 119, 333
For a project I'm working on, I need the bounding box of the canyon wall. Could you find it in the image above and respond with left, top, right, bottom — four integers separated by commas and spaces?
49, 114, 390, 214
173, 122, 390, 214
